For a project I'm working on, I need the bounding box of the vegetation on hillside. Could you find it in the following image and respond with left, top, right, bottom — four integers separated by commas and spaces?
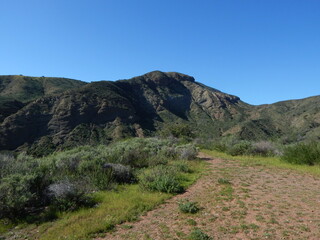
201, 137, 320, 168
3, 71, 319, 154
281, 141, 320, 165
0, 75, 86, 103
0, 137, 203, 239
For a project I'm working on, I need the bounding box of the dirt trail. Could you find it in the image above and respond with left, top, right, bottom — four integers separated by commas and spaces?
98, 152, 320, 240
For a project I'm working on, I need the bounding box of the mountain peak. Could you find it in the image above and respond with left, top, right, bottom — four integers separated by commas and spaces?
143, 71, 195, 83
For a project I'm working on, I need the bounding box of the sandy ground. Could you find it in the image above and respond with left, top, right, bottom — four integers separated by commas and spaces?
97, 152, 320, 240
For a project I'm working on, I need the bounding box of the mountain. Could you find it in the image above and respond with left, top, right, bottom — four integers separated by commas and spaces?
0, 71, 319, 155
248, 96, 320, 142
0, 75, 86, 122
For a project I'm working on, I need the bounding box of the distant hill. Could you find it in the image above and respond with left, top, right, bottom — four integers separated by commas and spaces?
0, 75, 86, 122
0, 71, 319, 155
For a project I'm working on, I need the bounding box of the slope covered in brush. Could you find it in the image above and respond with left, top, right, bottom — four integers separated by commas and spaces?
0, 75, 86, 122
0, 71, 319, 155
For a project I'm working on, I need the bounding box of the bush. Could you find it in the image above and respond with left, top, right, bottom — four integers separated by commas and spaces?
0, 174, 41, 218
281, 142, 320, 165
178, 145, 198, 160
78, 160, 114, 190
0, 153, 15, 178
47, 180, 94, 212
105, 137, 177, 167
0, 138, 193, 220
189, 228, 212, 240
120, 148, 149, 168
178, 200, 200, 214
171, 160, 191, 173
158, 146, 178, 159
139, 166, 183, 193
161, 123, 195, 139
218, 178, 231, 185
227, 141, 252, 156
103, 163, 135, 183
250, 141, 278, 156
212, 142, 228, 152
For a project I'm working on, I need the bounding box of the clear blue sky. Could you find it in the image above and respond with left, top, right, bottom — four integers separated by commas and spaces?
1, 0, 319, 105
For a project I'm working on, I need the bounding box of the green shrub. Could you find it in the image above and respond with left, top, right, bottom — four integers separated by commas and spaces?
47, 180, 94, 212
0, 153, 15, 178
147, 155, 169, 167
212, 142, 227, 152
159, 146, 179, 159
178, 145, 198, 160
139, 166, 183, 193
104, 137, 176, 167
281, 142, 320, 165
103, 163, 135, 183
178, 200, 200, 214
78, 161, 114, 190
0, 138, 189, 220
171, 160, 191, 173
189, 228, 212, 240
161, 123, 195, 139
217, 178, 231, 185
250, 141, 278, 156
227, 141, 252, 156
0, 174, 42, 218
187, 218, 197, 226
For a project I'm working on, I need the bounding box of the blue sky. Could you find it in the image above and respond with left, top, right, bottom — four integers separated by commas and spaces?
1, 0, 319, 105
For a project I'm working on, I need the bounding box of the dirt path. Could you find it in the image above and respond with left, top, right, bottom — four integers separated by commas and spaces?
97, 152, 320, 240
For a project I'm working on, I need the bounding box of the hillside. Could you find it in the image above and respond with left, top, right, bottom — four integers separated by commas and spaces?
0, 75, 86, 122
0, 71, 319, 154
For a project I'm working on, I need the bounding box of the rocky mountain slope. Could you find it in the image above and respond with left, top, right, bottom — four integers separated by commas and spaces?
0, 75, 86, 122
0, 71, 319, 154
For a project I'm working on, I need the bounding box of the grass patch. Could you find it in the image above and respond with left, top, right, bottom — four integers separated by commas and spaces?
178, 200, 200, 214
35, 185, 169, 240
202, 149, 320, 177
189, 228, 213, 240
217, 185, 234, 201
0, 219, 14, 234
218, 178, 231, 185
186, 219, 197, 226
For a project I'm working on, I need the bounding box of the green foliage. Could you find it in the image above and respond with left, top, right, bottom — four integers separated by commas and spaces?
0, 75, 85, 103
203, 149, 320, 177
47, 180, 95, 212
227, 141, 252, 156
202, 138, 280, 158
0, 174, 37, 218
187, 219, 197, 226
218, 178, 231, 185
139, 165, 184, 193
281, 142, 320, 165
250, 141, 278, 156
0, 138, 198, 220
0, 153, 50, 219
178, 200, 200, 214
212, 142, 228, 152
189, 228, 213, 240
178, 144, 199, 160
103, 137, 177, 167
171, 160, 191, 173
161, 123, 195, 139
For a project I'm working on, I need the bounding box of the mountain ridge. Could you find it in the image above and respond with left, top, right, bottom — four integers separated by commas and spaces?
0, 71, 319, 155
